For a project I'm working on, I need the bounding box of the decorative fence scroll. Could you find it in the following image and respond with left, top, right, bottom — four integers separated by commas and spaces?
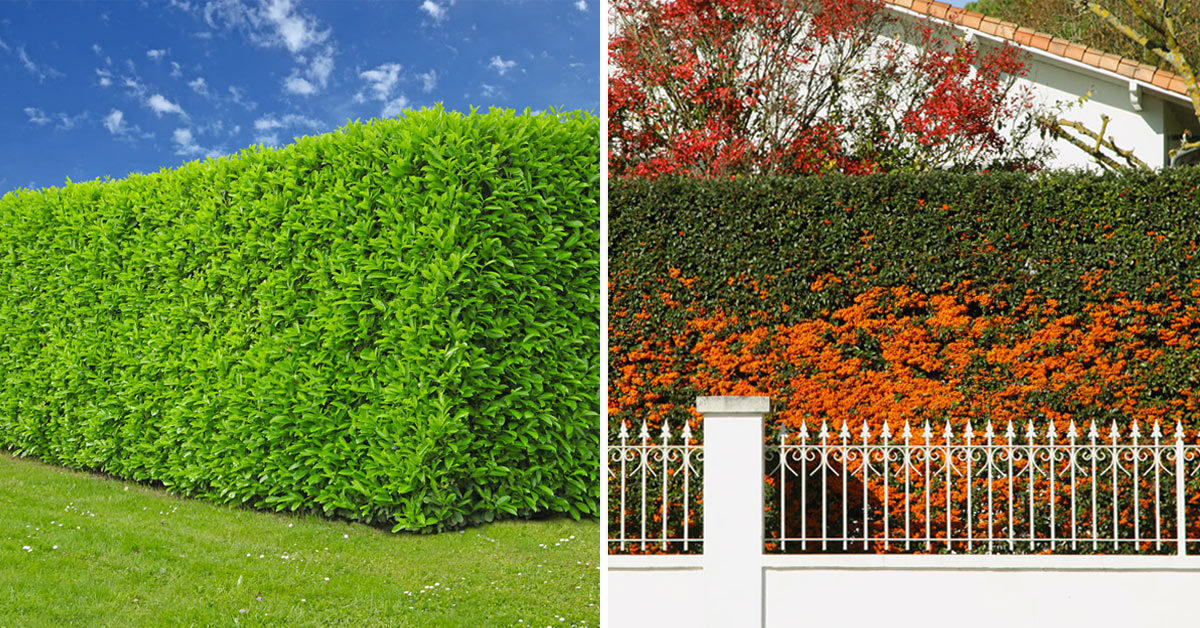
766, 418, 1200, 555
608, 417, 703, 554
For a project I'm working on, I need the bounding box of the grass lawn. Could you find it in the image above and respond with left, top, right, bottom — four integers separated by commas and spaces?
0, 452, 598, 627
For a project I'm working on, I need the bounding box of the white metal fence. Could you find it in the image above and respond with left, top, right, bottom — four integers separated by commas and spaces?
767, 417, 1199, 554
609, 409, 1200, 555
608, 417, 703, 553
607, 397, 1200, 628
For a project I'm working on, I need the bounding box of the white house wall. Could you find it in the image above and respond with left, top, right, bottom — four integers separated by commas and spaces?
885, 6, 1192, 171
1013, 44, 1168, 169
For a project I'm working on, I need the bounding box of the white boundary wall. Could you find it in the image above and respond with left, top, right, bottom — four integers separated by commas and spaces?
607, 396, 1200, 628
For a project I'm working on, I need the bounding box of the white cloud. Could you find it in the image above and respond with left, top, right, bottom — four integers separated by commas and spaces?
262, 0, 327, 54
359, 62, 402, 101
205, 0, 327, 53
253, 113, 323, 132
189, 77, 211, 97
24, 107, 85, 130
146, 94, 186, 118
488, 55, 516, 76
228, 85, 257, 110
253, 113, 323, 146
420, 0, 447, 22
283, 75, 316, 95
24, 107, 50, 125
170, 61, 183, 78
173, 128, 200, 153
16, 46, 61, 82
575, 0, 586, 10
355, 62, 409, 117
55, 112, 86, 130
91, 43, 102, 55
0, 37, 9, 52
481, 83, 499, 98
96, 68, 113, 87
309, 50, 334, 85
173, 127, 222, 158
104, 109, 126, 134
198, 0, 335, 97
283, 47, 335, 96
419, 70, 437, 93
147, 49, 167, 61
122, 76, 148, 99
382, 96, 409, 118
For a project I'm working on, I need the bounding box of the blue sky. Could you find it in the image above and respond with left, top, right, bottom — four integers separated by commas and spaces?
0, 0, 600, 195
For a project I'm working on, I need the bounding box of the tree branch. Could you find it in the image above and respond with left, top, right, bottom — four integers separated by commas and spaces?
1040, 115, 1151, 169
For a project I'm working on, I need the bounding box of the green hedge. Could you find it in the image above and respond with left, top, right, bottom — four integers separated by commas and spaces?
0, 107, 600, 532
611, 171, 1200, 322
610, 170, 1200, 553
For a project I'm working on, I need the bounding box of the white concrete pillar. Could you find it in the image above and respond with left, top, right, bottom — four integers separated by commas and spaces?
698, 395, 770, 628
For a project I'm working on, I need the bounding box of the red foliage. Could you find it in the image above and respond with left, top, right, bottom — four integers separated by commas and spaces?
609, 0, 1049, 177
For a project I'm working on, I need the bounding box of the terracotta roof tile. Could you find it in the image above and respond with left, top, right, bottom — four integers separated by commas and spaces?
927, 2, 950, 20
1152, 70, 1173, 90
881, 0, 1189, 97
1133, 65, 1156, 83
1097, 53, 1122, 73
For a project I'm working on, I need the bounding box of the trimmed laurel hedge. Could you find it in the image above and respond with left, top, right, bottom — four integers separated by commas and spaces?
0, 107, 599, 532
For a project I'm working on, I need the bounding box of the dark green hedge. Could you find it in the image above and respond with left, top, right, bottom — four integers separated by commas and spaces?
612, 171, 1200, 324
610, 170, 1200, 554
0, 107, 599, 531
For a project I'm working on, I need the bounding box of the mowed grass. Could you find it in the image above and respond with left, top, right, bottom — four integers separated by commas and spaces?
0, 452, 598, 627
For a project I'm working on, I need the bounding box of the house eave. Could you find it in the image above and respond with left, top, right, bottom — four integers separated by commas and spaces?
884, 3, 1192, 109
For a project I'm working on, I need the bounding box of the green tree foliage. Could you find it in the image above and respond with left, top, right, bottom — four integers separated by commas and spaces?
0, 107, 600, 532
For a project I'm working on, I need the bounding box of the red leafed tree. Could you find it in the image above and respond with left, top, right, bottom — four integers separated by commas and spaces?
609, 0, 1052, 177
